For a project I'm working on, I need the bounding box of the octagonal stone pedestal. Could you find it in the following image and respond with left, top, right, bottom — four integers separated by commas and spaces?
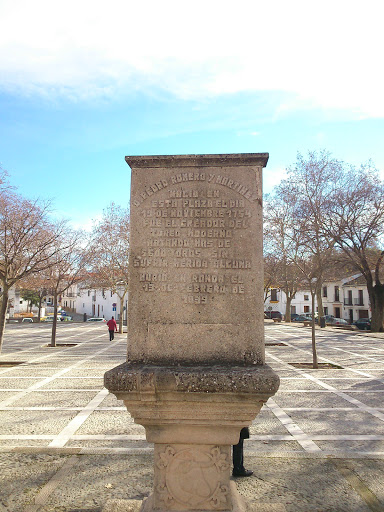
104, 363, 279, 512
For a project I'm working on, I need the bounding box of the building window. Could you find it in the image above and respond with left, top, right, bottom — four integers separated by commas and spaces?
324, 307, 328, 315
358, 289, 364, 306
88, 290, 90, 296
323, 286, 327, 297
83, 303, 85, 308
334, 286, 340, 302
111, 291, 113, 297
270, 289, 278, 302
304, 295, 309, 301
291, 306, 296, 314
304, 306, 310, 313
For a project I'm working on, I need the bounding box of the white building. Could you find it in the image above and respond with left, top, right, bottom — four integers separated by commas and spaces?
61, 284, 78, 312
75, 286, 128, 323
265, 273, 371, 322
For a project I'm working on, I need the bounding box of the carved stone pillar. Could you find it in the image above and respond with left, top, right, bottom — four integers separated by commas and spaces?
104, 154, 280, 512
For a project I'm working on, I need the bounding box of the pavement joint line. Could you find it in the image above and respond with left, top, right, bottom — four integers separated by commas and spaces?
0, 326, 105, 361
23, 454, 79, 512
0, 435, 54, 439
71, 434, 147, 440
267, 351, 384, 423
327, 345, 384, 364
280, 408, 367, 411
272, 390, 384, 393
265, 398, 323, 453
0, 445, 384, 458
331, 459, 384, 512
0, 334, 116, 408
0, 376, 104, 379
0, 407, 85, 411
48, 388, 110, 448
266, 334, 383, 380
0, 388, 108, 392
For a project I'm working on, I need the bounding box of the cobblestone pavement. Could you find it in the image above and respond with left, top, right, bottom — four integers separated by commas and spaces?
0, 322, 383, 511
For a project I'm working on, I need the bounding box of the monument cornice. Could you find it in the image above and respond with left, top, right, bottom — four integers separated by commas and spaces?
105, 363, 279, 397
125, 153, 269, 169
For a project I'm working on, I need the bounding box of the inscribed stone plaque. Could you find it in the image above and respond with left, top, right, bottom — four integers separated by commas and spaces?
126, 154, 268, 365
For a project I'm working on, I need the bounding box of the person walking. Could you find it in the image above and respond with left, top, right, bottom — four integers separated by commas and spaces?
232, 427, 253, 477
107, 316, 118, 341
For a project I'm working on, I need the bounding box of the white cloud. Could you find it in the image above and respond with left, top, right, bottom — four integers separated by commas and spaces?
0, 0, 383, 117
263, 167, 288, 194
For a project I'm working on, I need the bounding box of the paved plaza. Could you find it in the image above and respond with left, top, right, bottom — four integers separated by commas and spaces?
0, 322, 384, 511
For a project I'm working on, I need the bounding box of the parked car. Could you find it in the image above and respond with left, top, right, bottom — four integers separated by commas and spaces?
21, 317, 33, 323
323, 315, 335, 323
42, 316, 55, 322
264, 311, 282, 320
291, 315, 312, 322
86, 317, 107, 323
353, 318, 371, 330
60, 315, 73, 322
327, 317, 349, 326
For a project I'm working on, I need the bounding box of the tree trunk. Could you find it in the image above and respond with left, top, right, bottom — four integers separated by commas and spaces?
38, 296, 42, 322
311, 291, 318, 369
370, 283, 384, 332
119, 296, 124, 334
50, 292, 59, 347
285, 296, 292, 322
0, 285, 9, 354
316, 286, 324, 318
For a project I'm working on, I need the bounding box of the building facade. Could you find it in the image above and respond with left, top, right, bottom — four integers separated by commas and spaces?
265, 274, 371, 322
75, 286, 128, 323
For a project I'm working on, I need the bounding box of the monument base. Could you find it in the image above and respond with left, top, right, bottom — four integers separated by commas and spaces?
102, 484, 286, 512
141, 481, 247, 512
104, 364, 280, 512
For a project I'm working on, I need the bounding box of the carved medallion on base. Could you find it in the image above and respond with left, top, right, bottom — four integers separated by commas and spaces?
154, 444, 231, 511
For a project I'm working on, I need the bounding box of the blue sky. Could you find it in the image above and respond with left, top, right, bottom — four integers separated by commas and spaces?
1, 0, 383, 230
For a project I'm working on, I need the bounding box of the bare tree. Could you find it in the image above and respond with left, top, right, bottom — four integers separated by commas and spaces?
88, 203, 130, 334
0, 190, 66, 352
325, 162, 384, 331
264, 193, 302, 321
281, 150, 343, 318
46, 229, 87, 347
263, 254, 280, 303
18, 273, 52, 321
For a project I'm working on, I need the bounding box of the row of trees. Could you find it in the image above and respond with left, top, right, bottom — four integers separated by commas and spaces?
264, 150, 384, 339
0, 168, 130, 353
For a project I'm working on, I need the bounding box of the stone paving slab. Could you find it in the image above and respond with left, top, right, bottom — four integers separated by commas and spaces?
12, 391, 98, 408
1, 453, 383, 512
76, 412, 144, 436
286, 410, 384, 435
1, 410, 78, 435
272, 391, 356, 408
277, 379, 327, 390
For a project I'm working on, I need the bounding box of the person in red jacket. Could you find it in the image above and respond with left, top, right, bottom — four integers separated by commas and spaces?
106, 316, 118, 341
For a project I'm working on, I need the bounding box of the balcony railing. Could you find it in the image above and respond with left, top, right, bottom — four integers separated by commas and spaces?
344, 298, 353, 306
354, 298, 364, 306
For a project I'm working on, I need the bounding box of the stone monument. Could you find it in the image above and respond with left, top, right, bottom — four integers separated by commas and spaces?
104, 154, 280, 512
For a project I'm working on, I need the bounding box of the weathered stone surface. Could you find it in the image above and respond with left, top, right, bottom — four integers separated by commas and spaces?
103, 499, 142, 512
125, 153, 267, 366
105, 363, 280, 397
